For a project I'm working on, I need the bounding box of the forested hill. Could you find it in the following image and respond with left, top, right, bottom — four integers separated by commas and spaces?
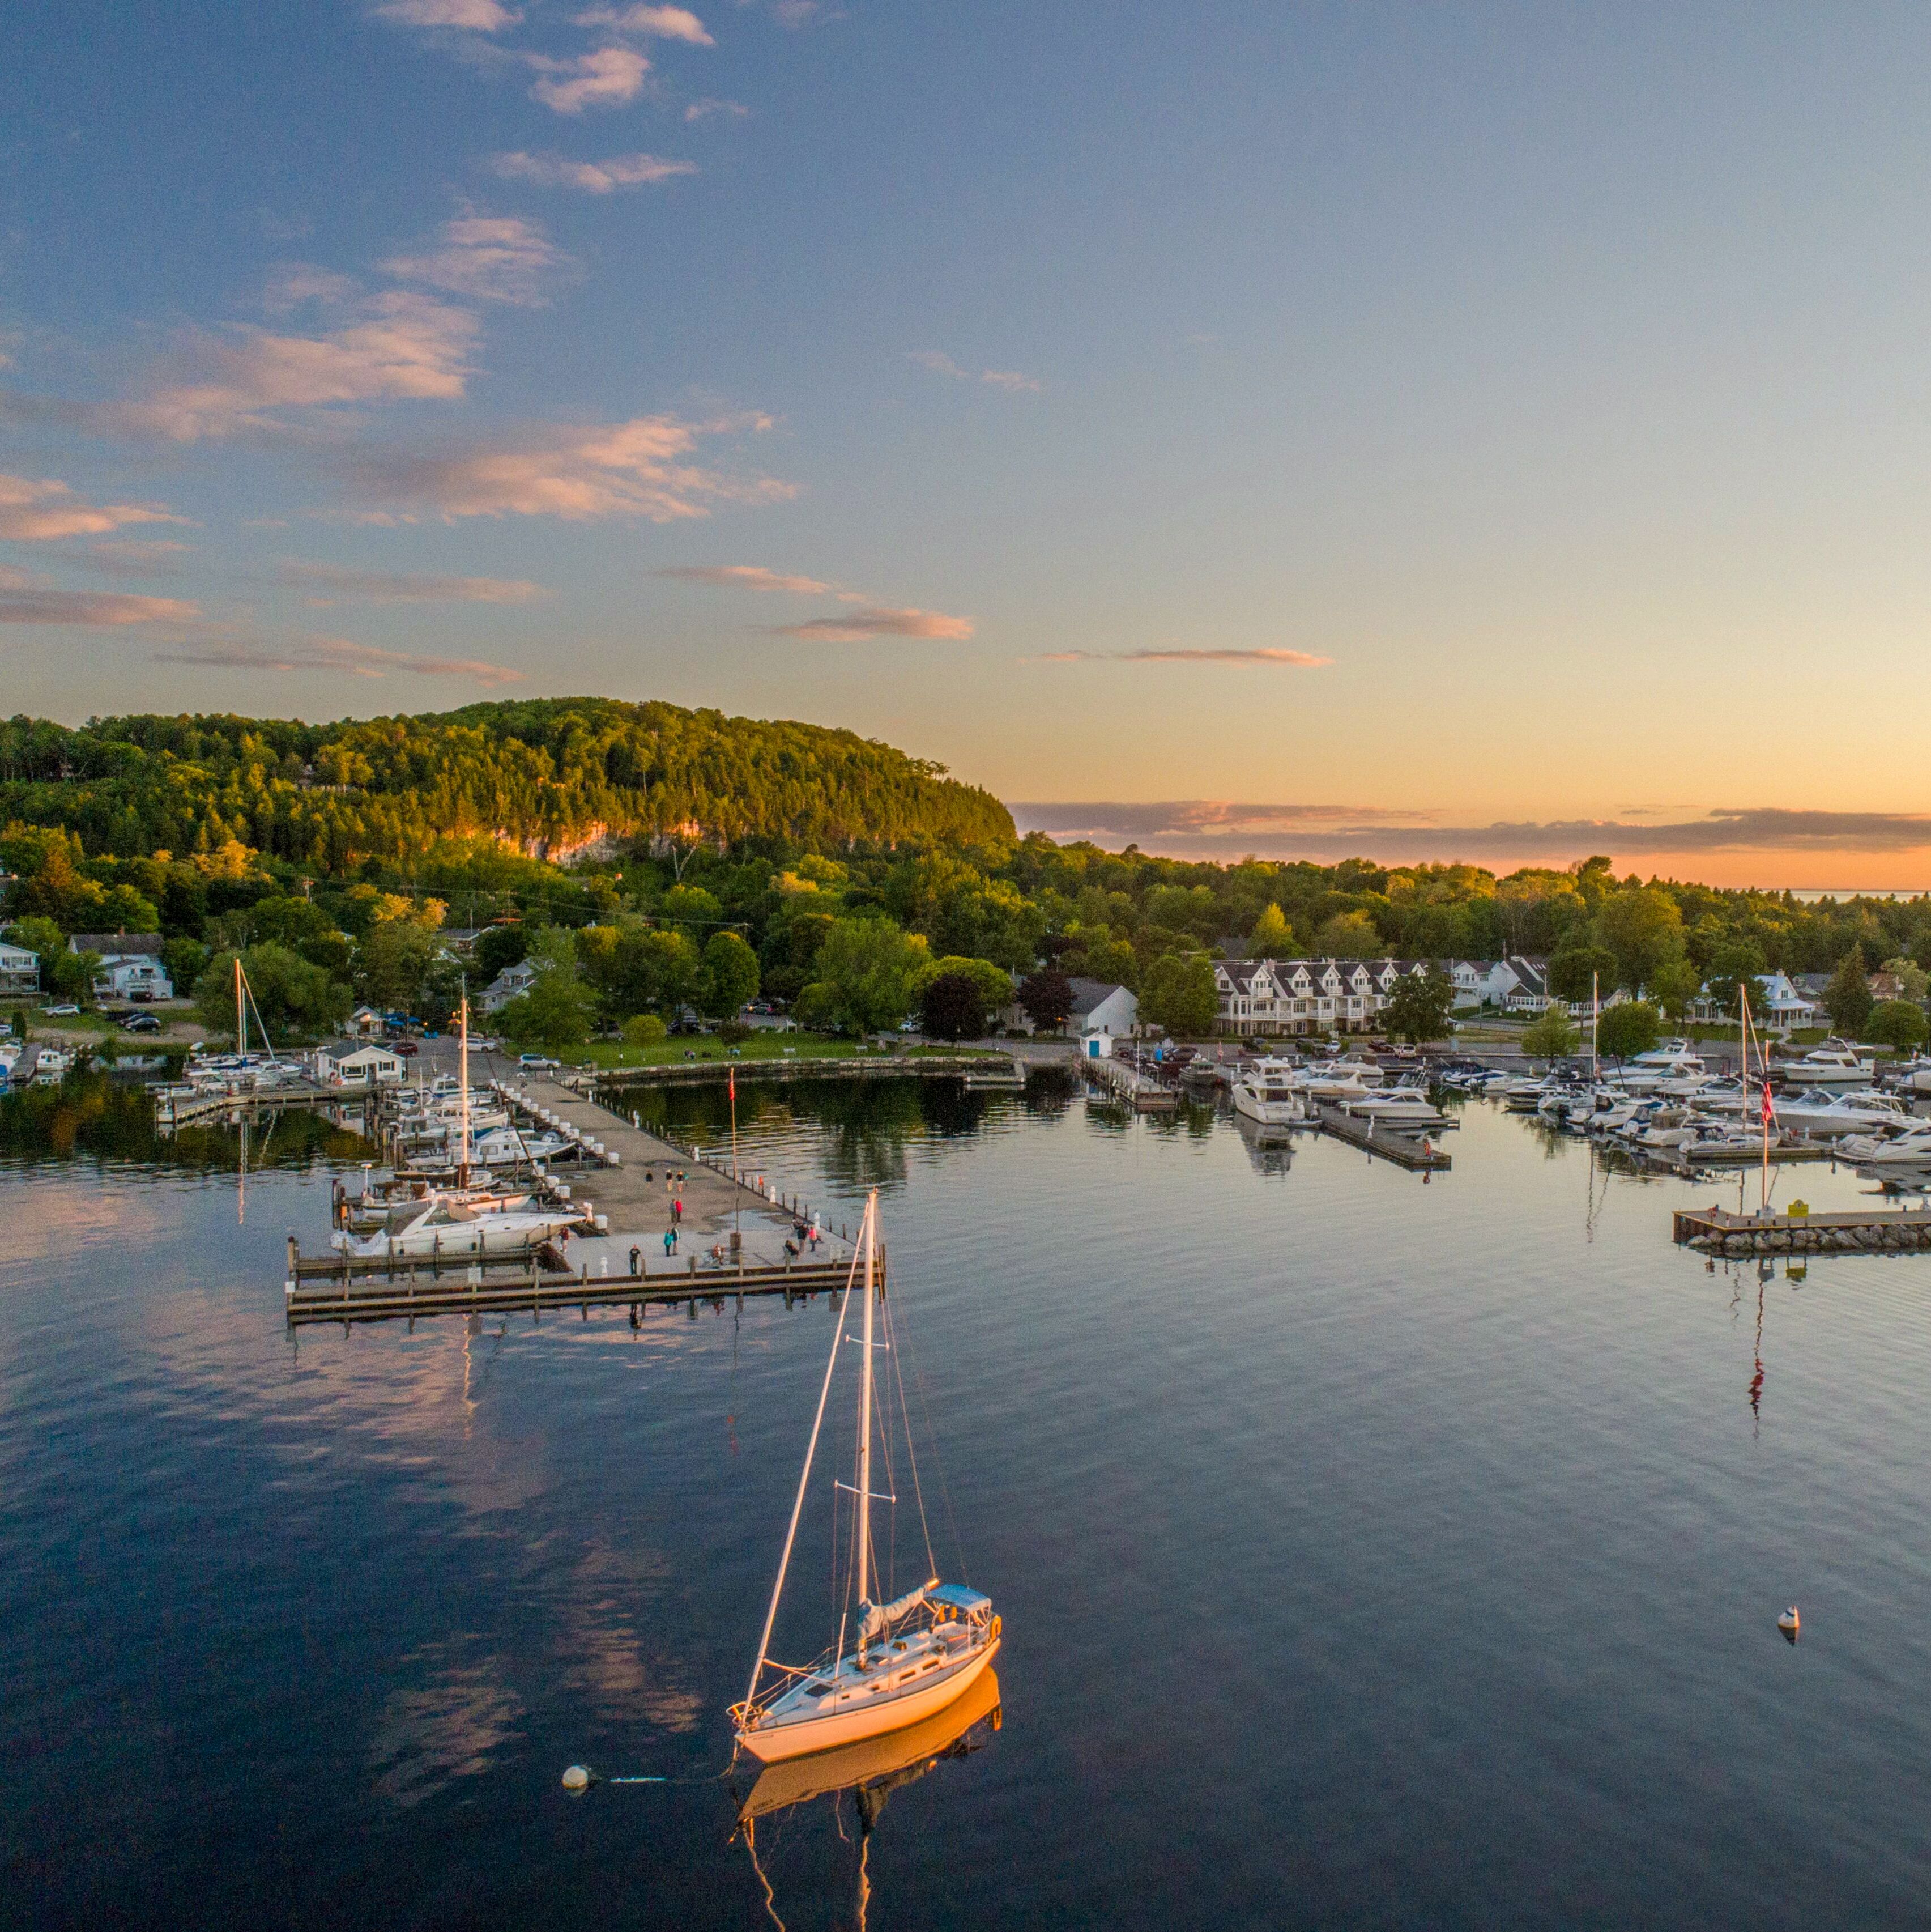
0, 698, 1014, 868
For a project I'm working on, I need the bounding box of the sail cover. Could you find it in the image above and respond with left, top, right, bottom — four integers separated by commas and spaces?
858, 1584, 931, 1645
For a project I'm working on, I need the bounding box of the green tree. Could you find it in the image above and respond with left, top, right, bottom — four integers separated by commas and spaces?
920, 971, 989, 1041
1823, 946, 1873, 1036
1140, 952, 1218, 1036
1547, 945, 1618, 1006
495, 973, 594, 1050
1706, 939, 1769, 1016
1313, 912, 1381, 958
622, 1012, 668, 1047
194, 944, 349, 1042
1596, 999, 1661, 1061
1648, 959, 1700, 1028
914, 955, 1013, 1012
1595, 886, 1685, 992
1521, 1004, 1580, 1058
698, 930, 761, 1020
660, 883, 723, 927
475, 924, 530, 978
801, 918, 929, 1033
1249, 903, 1294, 955
1865, 1000, 1929, 1050
1383, 965, 1456, 1044
1881, 956, 1930, 1003
1017, 969, 1075, 1030
356, 918, 436, 1013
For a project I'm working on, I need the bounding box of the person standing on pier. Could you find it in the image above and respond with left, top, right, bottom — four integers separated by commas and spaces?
629, 1244, 641, 1276
672, 1194, 683, 1225
664, 1226, 677, 1258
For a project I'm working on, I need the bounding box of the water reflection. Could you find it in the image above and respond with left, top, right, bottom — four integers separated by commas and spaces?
735, 1668, 1002, 1930
1232, 1112, 1298, 1177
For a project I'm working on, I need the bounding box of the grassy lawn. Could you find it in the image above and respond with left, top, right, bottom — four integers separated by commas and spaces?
553, 1032, 994, 1072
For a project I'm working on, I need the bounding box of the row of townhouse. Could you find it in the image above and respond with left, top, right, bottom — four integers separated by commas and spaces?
1214, 956, 1436, 1037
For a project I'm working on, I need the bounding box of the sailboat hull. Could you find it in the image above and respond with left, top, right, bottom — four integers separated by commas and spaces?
736, 1637, 1000, 1763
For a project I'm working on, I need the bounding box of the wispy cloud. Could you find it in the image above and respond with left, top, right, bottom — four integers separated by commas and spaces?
574, 5, 713, 43
380, 214, 576, 307
273, 561, 547, 605
1004, 802, 1931, 867
773, 0, 839, 26
0, 474, 188, 542
775, 605, 974, 642
909, 350, 1042, 393
488, 150, 696, 192
372, 0, 520, 26
526, 46, 651, 113
8, 292, 480, 442
658, 563, 837, 594
1033, 647, 1332, 667
684, 97, 748, 122
346, 412, 791, 521
263, 265, 359, 312
77, 539, 193, 577
0, 566, 201, 626
155, 632, 525, 683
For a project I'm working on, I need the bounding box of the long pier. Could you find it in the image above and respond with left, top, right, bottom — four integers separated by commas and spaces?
1673, 1204, 1931, 1256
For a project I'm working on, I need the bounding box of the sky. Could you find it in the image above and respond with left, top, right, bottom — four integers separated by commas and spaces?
6, 1, 1931, 888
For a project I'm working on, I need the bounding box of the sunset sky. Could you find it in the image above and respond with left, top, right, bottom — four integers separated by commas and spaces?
6, 3, 1931, 887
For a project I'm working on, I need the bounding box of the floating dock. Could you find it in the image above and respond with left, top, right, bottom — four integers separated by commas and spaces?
1673, 1204, 1931, 1256
1084, 1058, 1179, 1110
1313, 1102, 1452, 1171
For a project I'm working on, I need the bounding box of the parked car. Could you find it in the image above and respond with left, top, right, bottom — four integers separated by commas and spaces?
393, 1039, 419, 1057
120, 1012, 162, 1033
518, 1053, 558, 1069
44, 1004, 80, 1017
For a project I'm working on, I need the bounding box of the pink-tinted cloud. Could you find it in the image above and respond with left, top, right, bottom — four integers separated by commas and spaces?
380, 214, 575, 306
155, 632, 524, 683
274, 560, 546, 604
0, 474, 188, 541
658, 563, 837, 594
775, 605, 974, 642
910, 350, 1042, 393
527, 46, 650, 113
347, 412, 792, 521
73, 292, 479, 442
0, 567, 201, 626
78, 539, 193, 577
1034, 647, 1332, 667
372, 0, 519, 26
574, 4, 713, 43
489, 150, 696, 192
684, 97, 748, 122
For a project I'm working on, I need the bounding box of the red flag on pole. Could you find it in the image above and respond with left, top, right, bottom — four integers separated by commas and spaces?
729, 1065, 736, 1101
1761, 1079, 1775, 1125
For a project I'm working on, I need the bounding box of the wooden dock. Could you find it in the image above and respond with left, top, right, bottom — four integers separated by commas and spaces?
1313, 1102, 1452, 1171
285, 1252, 866, 1327
1085, 1057, 1179, 1110
1673, 1204, 1931, 1256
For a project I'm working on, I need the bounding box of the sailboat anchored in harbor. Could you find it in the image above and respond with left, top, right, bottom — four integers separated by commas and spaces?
731, 1191, 1000, 1764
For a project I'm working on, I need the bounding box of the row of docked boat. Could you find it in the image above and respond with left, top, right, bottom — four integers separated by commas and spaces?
1227, 1053, 1454, 1131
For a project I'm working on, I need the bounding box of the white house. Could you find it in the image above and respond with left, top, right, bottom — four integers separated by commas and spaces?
1214, 956, 1432, 1037
1447, 959, 1537, 1010
70, 933, 174, 1002
0, 942, 39, 995
316, 1039, 405, 1086
1688, 969, 1818, 1036
1069, 977, 1139, 1039
1498, 957, 1555, 1013
480, 961, 539, 1013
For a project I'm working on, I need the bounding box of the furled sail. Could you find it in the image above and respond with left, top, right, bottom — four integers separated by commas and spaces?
858, 1582, 934, 1645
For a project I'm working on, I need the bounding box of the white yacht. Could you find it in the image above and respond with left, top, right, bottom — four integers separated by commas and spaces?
330, 1195, 582, 1259
1338, 1087, 1450, 1130
1769, 1088, 1912, 1138
1839, 1125, 1931, 1167
1229, 1059, 1308, 1126
1777, 1042, 1876, 1088
1295, 1056, 1386, 1100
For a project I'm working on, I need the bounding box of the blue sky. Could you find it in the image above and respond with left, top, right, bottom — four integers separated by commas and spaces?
7, 2, 1931, 883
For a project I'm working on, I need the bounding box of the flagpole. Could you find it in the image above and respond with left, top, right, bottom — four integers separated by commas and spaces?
729, 1061, 740, 1245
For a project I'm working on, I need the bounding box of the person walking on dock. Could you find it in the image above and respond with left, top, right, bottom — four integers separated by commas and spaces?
629, 1243, 641, 1276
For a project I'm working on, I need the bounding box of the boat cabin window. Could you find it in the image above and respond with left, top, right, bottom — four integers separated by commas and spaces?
804, 1680, 834, 1697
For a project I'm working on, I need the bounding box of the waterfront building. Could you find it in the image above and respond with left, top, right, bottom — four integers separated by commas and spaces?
69, 933, 173, 1002
0, 941, 40, 995
1213, 956, 1432, 1037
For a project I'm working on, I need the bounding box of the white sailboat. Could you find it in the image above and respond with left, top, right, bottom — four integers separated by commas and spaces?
732, 1193, 1000, 1765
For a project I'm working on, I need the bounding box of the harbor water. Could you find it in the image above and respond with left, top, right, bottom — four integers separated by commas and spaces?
6, 1073, 1931, 1928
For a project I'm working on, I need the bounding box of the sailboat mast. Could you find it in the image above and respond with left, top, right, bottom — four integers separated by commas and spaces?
236, 955, 246, 1058
1591, 972, 1599, 1080
855, 1193, 877, 1656
458, 986, 471, 1185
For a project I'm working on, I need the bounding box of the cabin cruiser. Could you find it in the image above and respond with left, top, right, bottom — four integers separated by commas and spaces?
1838, 1125, 1931, 1166
1618, 1048, 1708, 1095
31, 1045, 74, 1084
1293, 1056, 1386, 1101
1677, 1117, 1781, 1161
1882, 1056, 1931, 1097
1776, 1042, 1876, 1088
1337, 1084, 1451, 1130
330, 1195, 585, 1259
1229, 1059, 1308, 1126
1768, 1088, 1912, 1137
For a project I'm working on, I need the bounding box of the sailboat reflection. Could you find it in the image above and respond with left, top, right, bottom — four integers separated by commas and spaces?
736, 1667, 1001, 1926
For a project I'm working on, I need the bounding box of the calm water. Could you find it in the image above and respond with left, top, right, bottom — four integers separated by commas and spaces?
6, 1072, 1931, 1929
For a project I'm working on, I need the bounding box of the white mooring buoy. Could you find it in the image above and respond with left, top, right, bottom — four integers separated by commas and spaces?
562, 1763, 592, 1791
1777, 1606, 1800, 1636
